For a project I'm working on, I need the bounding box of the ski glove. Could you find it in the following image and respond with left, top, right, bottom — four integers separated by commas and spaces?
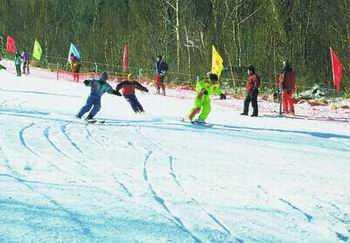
112, 90, 122, 96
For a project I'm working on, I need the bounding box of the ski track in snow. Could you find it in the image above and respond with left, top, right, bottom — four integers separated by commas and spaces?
137, 126, 243, 242
0, 172, 93, 237
1, 67, 350, 241
278, 198, 313, 222
142, 149, 202, 243
257, 185, 313, 222
43, 126, 72, 160
0, 138, 95, 237
139, 127, 236, 239
18, 123, 63, 172
60, 123, 84, 155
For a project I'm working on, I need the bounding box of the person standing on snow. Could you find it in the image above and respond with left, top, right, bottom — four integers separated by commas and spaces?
76, 72, 120, 121
14, 51, 22, 76
115, 73, 149, 113
70, 54, 81, 82
155, 55, 168, 96
279, 61, 296, 115
21, 49, 30, 75
187, 73, 226, 123
241, 65, 260, 117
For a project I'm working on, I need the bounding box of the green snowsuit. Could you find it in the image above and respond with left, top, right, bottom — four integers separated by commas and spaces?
189, 78, 222, 121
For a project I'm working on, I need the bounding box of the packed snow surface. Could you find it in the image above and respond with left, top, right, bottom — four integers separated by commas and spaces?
0, 62, 350, 242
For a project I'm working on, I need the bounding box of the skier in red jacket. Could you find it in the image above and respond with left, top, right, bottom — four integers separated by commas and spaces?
115, 74, 149, 113
279, 61, 296, 115
241, 65, 260, 117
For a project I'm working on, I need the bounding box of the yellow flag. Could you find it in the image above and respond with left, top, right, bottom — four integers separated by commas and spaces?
211, 45, 224, 78
33, 39, 42, 60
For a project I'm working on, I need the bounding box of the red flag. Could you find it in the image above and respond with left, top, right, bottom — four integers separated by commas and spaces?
330, 47, 343, 92
122, 44, 128, 72
6, 36, 16, 54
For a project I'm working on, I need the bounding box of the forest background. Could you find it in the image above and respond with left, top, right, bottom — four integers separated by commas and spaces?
1, 0, 349, 92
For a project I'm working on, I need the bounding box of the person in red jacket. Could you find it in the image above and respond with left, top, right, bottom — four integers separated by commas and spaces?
115, 74, 149, 113
279, 61, 296, 115
241, 65, 260, 117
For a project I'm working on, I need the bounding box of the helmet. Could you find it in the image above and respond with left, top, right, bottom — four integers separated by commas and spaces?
207, 73, 218, 82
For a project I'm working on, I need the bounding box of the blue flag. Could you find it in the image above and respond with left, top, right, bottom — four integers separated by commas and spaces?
67, 43, 81, 63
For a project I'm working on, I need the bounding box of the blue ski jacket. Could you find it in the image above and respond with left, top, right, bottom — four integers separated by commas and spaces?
84, 78, 115, 97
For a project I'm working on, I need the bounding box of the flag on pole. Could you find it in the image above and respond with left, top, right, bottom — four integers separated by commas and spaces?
6, 35, 16, 54
0, 33, 4, 53
330, 47, 343, 92
122, 43, 128, 72
32, 39, 43, 60
211, 45, 224, 78
67, 43, 81, 63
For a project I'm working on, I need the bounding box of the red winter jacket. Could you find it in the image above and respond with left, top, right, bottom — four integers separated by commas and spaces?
246, 74, 260, 93
279, 70, 296, 92
116, 80, 148, 96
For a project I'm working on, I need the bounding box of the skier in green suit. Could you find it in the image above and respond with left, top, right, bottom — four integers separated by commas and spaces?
187, 72, 226, 123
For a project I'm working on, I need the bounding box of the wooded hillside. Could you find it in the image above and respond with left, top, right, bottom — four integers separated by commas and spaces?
1, 0, 349, 89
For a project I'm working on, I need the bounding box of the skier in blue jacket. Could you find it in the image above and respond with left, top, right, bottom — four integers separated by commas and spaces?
76, 72, 121, 121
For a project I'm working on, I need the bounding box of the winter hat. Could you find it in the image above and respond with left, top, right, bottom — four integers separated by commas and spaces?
248, 65, 255, 73
283, 61, 292, 72
208, 73, 218, 82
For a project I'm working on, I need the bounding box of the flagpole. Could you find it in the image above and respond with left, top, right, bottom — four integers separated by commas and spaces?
329, 47, 336, 92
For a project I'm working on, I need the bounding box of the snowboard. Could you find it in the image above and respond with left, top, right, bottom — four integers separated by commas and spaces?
180, 118, 213, 127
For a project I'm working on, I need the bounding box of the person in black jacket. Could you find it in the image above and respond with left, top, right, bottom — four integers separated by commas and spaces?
115, 74, 149, 113
155, 55, 168, 96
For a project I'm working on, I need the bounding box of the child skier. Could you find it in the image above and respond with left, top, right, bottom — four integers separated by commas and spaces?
14, 51, 22, 76
115, 74, 149, 113
187, 72, 226, 123
76, 72, 120, 121
21, 49, 30, 74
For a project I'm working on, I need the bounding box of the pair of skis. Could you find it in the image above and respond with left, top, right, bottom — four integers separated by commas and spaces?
85, 119, 105, 124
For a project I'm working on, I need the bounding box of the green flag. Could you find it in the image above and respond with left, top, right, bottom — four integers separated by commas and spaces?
32, 39, 42, 60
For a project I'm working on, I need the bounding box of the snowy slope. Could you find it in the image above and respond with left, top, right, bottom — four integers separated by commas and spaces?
0, 63, 350, 242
